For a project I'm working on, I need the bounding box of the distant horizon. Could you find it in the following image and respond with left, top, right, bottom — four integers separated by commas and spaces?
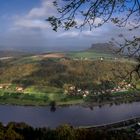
0, 42, 115, 53
1, 0, 139, 51
0, 45, 89, 53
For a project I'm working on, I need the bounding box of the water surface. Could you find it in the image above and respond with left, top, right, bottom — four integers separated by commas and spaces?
0, 102, 140, 128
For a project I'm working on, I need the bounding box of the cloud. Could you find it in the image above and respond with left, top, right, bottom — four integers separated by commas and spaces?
27, 0, 57, 19
12, 0, 56, 30
12, 1, 103, 33
15, 19, 49, 30
58, 30, 100, 38
3, 0, 140, 51
58, 31, 80, 38
57, 24, 111, 38
82, 31, 93, 36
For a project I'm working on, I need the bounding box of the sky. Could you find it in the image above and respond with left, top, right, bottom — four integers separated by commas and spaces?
0, 0, 139, 52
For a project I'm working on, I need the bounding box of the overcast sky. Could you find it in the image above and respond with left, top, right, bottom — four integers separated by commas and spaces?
0, 0, 139, 52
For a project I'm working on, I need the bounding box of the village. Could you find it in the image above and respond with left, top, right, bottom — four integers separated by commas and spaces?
0, 80, 135, 98
0, 84, 24, 92
64, 80, 135, 98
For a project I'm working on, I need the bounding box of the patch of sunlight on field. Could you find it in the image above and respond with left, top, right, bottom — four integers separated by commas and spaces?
48, 93, 56, 100
67, 51, 114, 59
25, 86, 62, 93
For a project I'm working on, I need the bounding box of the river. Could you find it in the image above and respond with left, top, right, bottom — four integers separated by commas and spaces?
0, 102, 140, 128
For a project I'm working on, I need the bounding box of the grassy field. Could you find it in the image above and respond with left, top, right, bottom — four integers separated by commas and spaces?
67, 51, 115, 59
67, 51, 138, 66
0, 86, 84, 106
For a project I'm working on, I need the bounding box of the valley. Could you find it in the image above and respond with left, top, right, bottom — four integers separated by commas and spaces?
0, 48, 139, 106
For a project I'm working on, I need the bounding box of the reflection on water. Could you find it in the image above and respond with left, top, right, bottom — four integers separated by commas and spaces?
50, 106, 56, 112
0, 102, 140, 128
50, 101, 56, 112
89, 106, 93, 110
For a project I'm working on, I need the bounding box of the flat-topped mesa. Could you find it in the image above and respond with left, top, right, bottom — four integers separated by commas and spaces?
88, 43, 118, 54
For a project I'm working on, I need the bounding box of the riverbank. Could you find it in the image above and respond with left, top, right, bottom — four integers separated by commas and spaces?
84, 89, 140, 107
0, 89, 140, 107
0, 88, 84, 106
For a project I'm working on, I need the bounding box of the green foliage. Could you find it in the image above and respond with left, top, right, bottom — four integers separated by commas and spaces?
0, 55, 138, 106
56, 125, 76, 140
0, 55, 135, 88
0, 122, 138, 140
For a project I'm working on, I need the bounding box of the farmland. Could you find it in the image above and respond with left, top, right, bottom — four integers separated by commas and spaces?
67, 51, 115, 59
0, 50, 139, 106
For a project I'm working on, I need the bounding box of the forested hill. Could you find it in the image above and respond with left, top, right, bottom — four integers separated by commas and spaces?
0, 56, 134, 89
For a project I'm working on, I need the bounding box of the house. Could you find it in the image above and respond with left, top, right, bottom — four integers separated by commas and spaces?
122, 87, 126, 90
84, 90, 89, 95
69, 86, 75, 91
116, 88, 119, 92
0, 83, 11, 89
101, 90, 105, 94
16, 87, 24, 92
77, 89, 81, 92
100, 57, 104, 61
128, 84, 132, 87
83, 94, 87, 98
111, 89, 115, 93
137, 122, 140, 126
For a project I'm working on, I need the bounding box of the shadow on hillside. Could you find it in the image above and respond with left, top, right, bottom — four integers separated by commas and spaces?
11, 59, 68, 88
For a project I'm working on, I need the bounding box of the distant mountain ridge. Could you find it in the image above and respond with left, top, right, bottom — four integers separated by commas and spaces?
87, 43, 118, 54
0, 50, 31, 58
